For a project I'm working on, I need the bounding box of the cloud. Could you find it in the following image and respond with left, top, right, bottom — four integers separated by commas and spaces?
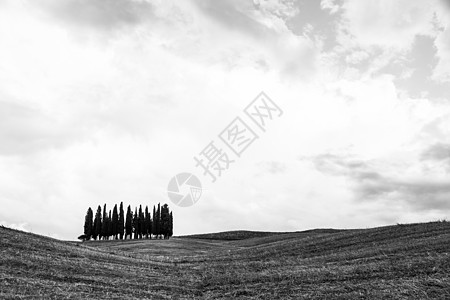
432, 24, 450, 82
321, 0, 340, 15
34, 0, 154, 32
0, 221, 31, 232
421, 143, 450, 161
194, 0, 272, 38
257, 161, 286, 174
418, 113, 450, 142
309, 153, 382, 181
356, 178, 450, 211
322, 0, 450, 91
0, 99, 83, 155
191, 0, 316, 79
1, 0, 450, 240
421, 143, 450, 173
194, 0, 298, 35
309, 152, 450, 212
340, 0, 436, 50
389, 35, 450, 99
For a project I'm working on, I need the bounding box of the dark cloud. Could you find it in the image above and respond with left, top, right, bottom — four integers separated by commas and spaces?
421, 143, 450, 161
35, 0, 153, 31
192, 0, 317, 80
193, 0, 272, 39
308, 153, 378, 180
442, 0, 450, 11
307, 152, 450, 211
286, 0, 342, 51
387, 35, 450, 99
421, 143, 450, 173
354, 177, 450, 210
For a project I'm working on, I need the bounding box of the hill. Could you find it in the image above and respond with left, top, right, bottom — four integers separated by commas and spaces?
178, 228, 344, 241
177, 230, 285, 240
2, 222, 450, 299
0, 225, 201, 299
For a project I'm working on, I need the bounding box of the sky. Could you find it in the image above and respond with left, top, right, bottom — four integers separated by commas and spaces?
1, 0, 450, 240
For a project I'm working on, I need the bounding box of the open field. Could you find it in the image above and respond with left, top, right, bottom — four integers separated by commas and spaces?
178, 228, 345, 241
2, 222, 450, 299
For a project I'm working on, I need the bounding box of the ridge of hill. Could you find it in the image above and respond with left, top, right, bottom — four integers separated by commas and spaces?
177, 228, 344, 240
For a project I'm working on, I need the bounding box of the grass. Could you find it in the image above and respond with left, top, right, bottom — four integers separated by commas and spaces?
177, 230, 287, 240
178, 228, 344, 241
1, 222, 450, 299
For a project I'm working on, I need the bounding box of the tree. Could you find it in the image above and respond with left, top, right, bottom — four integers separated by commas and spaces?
156, 203, 161, 238
161, 204, 170, 239
101, 204, 108, 240
118, 202, 125, 240
112, 204, 119, 240
106, 212, 111, 239
152, 205, 156, 237
139, 205, 145, 239
145, 206, 151, 239
82, 202, 174, 241
133, 207, 138, 239
83, 207, 93, 240
169, 211, 173, 238
107, 210, 113, 239
149, 211, 153, 238
125, 205, 132, 240
93, 205, 102, 240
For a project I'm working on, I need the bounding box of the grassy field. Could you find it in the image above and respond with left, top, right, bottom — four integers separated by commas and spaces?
178, 228, 344, 241
2, 222, 450, 299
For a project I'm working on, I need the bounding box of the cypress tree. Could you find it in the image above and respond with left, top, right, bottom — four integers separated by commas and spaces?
83, 207, 93, 240
108, 210, 112, 240
84, 202, 173, 241
139, 205, 145, 239
145, 206, 151, 239
93, 205, 102, 240
156, 203, 161, 239
161, 204, 170, 239
125, 205, 132, 240
101, 204, 108, 240
103, 211, 109, 240
133, 207, 138, 239
118, 202, 125, 240
169, 211, 173, 238
112, 204, 119, 240
105, 211, 110, 240
149, 213, 152, 239
152, 205, 156, 236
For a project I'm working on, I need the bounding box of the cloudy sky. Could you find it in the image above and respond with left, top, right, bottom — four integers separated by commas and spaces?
1, 0, 450, 240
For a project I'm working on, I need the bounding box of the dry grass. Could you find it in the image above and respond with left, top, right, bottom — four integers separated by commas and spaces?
178, 230, 286, 240
2, 221, 450, 299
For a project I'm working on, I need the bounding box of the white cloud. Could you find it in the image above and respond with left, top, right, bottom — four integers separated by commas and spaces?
321, 0, 340, 15
433, 26, 450, 82
0, 221, 31, 232
340, 0, 436, 50
431, 1, 450, 82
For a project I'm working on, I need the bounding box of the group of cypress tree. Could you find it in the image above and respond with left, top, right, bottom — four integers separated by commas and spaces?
82, 202, 173, 241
